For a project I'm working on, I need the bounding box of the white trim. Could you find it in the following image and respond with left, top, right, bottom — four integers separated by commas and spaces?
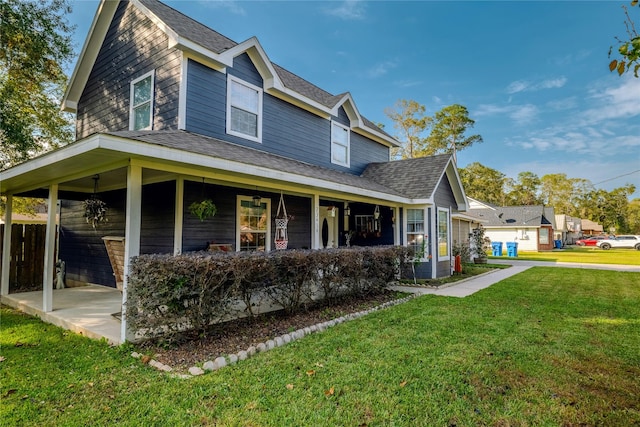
178, 54, 188, 130
1, 195, 13, 296
174, 177, 184, 254
330, 121, 350, 168
121, 164, 142, 343
236, 195, 271, 252
43, 184, 58, 312
129, 70, 155, 131
437, 207, 451, 262
226, 75, 263, 143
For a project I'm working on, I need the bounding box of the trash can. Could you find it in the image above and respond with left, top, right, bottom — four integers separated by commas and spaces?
554, 240, 562, 249
491, 241, 503, 256
507, 242, 518, 257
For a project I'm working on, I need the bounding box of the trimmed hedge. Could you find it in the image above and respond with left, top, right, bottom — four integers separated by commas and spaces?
126, 246, 412, 342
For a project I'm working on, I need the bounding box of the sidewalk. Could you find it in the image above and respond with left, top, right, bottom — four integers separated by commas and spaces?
390, 259, 640, 298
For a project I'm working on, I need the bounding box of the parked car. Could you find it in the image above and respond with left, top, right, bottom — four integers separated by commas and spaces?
575, 235, 608, 246
596, 235, 640, 250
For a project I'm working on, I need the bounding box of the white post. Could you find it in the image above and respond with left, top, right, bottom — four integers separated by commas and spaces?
311, 194, 320, 249
121, 164, 142, 343
429, 206, 437, 279
393, 206, 400, 245
43, 184, 58, 312
1, 194, 13, 296
173, 177, 184, 255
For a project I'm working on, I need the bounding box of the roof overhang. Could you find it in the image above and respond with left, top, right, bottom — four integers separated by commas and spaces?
0, 134, 410, 205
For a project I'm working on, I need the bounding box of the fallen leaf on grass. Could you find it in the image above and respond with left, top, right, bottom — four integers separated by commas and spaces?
0, 356, 5, 362
315, 363, 324, 368
399, 381, 407, 388
3, 389, 17, 398
140, 355, 151, 364
286, 384, 294, 390
15, 342, 24, 347
306, 370, 315, 377
324, 387, 335, 396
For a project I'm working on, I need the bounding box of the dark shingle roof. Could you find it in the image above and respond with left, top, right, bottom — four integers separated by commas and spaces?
361, 154, 452, 199
467, 205, 550, 227
106, 130, 404, 197
138, 0, 237, 53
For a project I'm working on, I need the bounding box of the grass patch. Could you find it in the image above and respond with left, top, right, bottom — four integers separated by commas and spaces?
490, 246, 640, 266
2, 267, 640, 426
400, 263, 510, 287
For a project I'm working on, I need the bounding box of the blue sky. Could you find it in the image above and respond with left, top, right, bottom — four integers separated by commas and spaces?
68, 0, 640, 199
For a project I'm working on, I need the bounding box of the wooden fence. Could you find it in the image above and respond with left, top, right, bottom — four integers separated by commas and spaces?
0, 224, 48, 292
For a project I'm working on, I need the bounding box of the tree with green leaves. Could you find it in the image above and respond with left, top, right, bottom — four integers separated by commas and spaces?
505, 171, 541, 206
459, 162, 508, 206
0, 0, 75, 170
609, 0, 639, 77
427, 104, 483, 162
539, 173, 592, 217
384, 99, 432, 159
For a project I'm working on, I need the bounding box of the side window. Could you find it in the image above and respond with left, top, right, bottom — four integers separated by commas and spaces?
331, 121, 350, 167
226, 75, 262, 142
437, 208, 450, 260
406, 208, 427, 259
129, 71, 154, 131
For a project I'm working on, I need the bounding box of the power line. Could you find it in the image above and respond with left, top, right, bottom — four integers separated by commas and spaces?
593, 170, 640, 185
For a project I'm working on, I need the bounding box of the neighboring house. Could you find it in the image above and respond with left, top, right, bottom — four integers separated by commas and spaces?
581, 219, 604, 236
554, 214, 582, 245
0, 0, 467, 341
468, 203, 556, 252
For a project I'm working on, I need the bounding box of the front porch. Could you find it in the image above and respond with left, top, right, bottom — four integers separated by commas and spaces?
1, 285, 122, 345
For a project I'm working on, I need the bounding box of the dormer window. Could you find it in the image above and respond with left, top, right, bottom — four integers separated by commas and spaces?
129, 71, 154, 131
331, 121, 350, 167
226, 75, 262, 142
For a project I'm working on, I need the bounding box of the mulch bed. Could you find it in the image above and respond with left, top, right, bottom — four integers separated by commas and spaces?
138, 291, 405, 372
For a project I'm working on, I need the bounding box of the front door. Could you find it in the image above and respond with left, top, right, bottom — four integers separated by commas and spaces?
319, 207, 339, 248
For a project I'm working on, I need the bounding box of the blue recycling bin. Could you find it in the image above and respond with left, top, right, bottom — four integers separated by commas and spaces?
554, 240, 562, 249
507, 242, 518, 257
491, 241, 503, 256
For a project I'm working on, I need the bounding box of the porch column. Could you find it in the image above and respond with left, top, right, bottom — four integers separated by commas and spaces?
173, 177, 184, 255
121, 164, 142, 343
311, 193, 320, 249
429, 207, 437, 279
1, 194, 13, 296
393, 207, 400, 245
43, 184, 58, 312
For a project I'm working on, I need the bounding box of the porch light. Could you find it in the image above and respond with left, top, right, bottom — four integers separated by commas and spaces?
328, 206, 336, 217
345, 203, 351, 216
252, 194, 262, 207
373, 205, 380, 220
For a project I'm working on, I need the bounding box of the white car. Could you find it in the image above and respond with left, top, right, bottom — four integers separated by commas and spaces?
596, 235, 640, 250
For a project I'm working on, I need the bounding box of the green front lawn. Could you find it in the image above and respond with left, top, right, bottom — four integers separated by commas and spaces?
491, 246, 640, 265
2, 267, 639, 426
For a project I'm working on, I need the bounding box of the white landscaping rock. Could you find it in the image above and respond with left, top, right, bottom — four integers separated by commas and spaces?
214, 357, 227, 369
238, 350, 248, 361
189, 366, 205, 376
203, 360, 215, 371
228, 354, 238, 364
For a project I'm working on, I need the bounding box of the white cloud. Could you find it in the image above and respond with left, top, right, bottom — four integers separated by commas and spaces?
367, 60, 397, 78
432, 96, 442, 104
547, 97, 577, 111
506, 76, 567, 94
196, 0, 245, 15
475, 103, 538, 125
581, 77, 640, 124
324, 0, 366, 20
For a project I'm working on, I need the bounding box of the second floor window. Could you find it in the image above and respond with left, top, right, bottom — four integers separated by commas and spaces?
227, 76, 262, 142
331, 121, 350, 167
130, 71, 154, 131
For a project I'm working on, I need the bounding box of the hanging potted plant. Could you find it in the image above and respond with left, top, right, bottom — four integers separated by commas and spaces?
189, 198, 217, 222
84, 175, 108, 228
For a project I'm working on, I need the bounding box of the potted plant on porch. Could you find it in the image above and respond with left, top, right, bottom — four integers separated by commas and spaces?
471, 225, 488, 264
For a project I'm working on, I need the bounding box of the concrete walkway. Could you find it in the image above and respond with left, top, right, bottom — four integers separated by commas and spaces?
390, 259, 640, 298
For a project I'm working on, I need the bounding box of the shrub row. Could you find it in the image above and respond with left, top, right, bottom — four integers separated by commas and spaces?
126, 246, 413, 342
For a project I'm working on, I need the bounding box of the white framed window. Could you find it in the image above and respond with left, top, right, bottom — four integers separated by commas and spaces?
236, 196, 271, 251
406, 208, 427, 259
437, 207, 450, 260
226, 75, 263, 142
129, 71, 154, 131
331, 121, 350, 167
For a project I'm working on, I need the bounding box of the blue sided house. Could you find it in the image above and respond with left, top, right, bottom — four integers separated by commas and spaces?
0, 0, 467, 342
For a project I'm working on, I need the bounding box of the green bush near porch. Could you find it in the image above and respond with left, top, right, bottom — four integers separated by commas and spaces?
126, 246, 413, 342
